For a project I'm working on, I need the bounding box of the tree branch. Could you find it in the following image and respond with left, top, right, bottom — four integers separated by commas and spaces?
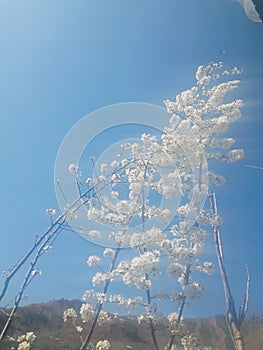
208, 190, 249, 350
238, 263, 250, 326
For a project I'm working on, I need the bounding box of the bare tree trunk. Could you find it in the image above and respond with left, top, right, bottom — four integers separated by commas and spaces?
208, 191, 250, 350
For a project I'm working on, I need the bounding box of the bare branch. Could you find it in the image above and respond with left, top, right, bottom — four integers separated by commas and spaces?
239, 263, 250, 326
208, 190, 249, 350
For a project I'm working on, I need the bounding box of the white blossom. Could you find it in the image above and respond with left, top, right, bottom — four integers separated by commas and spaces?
68, 163, 78, 173
17, 332, 36, 350
109, 231, 131, 246
96, 340, 111, 350
167, 263, 185, 280
25, 332, 36, 344
45, 208, 56, 216
88, 230, 101, 240
87, 255, 102, 267
183, 281, 204, 299
168, 312, 182, 327
86, 177, 93, 184
130, 227, 166, 249
83, 289, 106, 304
137, 314, 145, 324
18, 342, 30, 350
108, 294, 142, 308
195, 65, 206, 81
80, 303, 95, 322
98, 310, 111, 325
92, 272, 109, 286
195, 261, 214, 275
76, 326, 83, 333
63, 308, 77, 322
111, 191, 119, 199
119, 251, 160, 290
225, 149, 244, 163
103, 248, 115, 257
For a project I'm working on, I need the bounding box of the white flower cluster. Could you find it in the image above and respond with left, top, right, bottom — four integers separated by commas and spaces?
195, 261, 214, 275
180, 334, 213, 350
97, 310, 111, 325
87, 255, 102, 267
68, 163, 78, 173
89, 230, 101, 240
83, 289, 106, 304
87, 204, 131, 229
167, 312, 185, 336
159, 220, 213, 300
183, 281, 204, 299
16, 332, 36, 350
130, 227, 166, 249
164, 61, 244, 170
197, 210, 221, 226
84, 339, 111, 350
163, 224, 210, 266
103, 247, 115, 257
109, 230, 131, 247
80, 303, 95, 322
157, 171, 183, 199
108, 294, 142, 308
168, 312, 181, 326
116, 250, 161, 290
45, 208, 56, 216
92, 271, 113, 286
68, 163, 82, 177
95, 340, 111, 350
167, 262, 185, 280
144, 304, 163, 325
63, 308, 77, 322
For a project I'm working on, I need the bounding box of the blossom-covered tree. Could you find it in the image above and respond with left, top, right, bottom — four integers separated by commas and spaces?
0, 59, 249, 350
63, 60, 248, 350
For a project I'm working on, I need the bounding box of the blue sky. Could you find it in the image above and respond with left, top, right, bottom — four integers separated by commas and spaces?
0, 0, 262, 318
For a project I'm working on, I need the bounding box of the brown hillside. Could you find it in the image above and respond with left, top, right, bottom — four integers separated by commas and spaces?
0, 299, 262, 350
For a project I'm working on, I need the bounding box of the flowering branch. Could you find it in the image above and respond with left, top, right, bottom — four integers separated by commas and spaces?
0, 186, 96, 343
166, 263, 191, 350
79, 247, 121, 350
1, 58, 247, 350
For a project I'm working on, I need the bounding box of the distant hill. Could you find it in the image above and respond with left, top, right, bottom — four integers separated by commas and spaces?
0, 299, 263, 349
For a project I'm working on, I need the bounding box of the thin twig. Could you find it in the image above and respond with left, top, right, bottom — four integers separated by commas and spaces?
0, 187, 95, 343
